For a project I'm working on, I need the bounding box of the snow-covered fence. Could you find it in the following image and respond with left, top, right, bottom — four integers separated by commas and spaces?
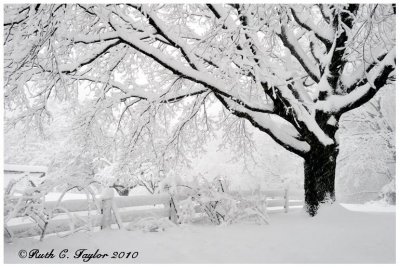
5, 192, 175, 239
4, 164, 48, 192
233, 189, 304, 213
4, 164, 48, 175
5, 188, 303, 239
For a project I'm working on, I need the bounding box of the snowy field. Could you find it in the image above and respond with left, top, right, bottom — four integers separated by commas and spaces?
4, 203, 395, 264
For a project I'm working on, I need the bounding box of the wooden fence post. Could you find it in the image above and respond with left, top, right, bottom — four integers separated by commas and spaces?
169, 197, 178, 224
284, 188, 289, 213
111, 200, 124, 230
4, 226, 13, 243
100, 188, 114, 230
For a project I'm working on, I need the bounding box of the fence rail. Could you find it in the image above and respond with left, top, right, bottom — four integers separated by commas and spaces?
5, 188, 304, 239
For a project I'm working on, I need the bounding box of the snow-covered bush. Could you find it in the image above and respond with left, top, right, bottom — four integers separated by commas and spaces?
93, 158, 137, 196
379, 180, 395, 205
94, 158, 172, 196
4, 176, 99, 241
4, 176, 57, 241
177, 197, 197, 224
132, 161, 165, 194
5, 180, 49, 238
173, 175, 269, 225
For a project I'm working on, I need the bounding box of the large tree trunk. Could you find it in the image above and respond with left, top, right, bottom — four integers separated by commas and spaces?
303, 144, 339, 216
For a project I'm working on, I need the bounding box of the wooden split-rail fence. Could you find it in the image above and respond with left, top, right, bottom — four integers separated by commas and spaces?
5, 188, 304, 239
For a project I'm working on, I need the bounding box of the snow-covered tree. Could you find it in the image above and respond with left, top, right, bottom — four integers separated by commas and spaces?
4, 4, 396, 215
95, 159, 167, 195
336, 87, 395, 203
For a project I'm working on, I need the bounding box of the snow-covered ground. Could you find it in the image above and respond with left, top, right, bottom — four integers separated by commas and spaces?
4, 203, 395, 264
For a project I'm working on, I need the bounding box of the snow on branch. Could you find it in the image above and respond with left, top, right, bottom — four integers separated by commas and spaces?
277, 85, 334, 146
3, 6, 30, 26
143, 8, 204, 71
111, 19, 273, 114
57, 40, 122, 74
340, 50, 390, 91
70, 75, 208, 104
62, 32, 119, 44
278, 24, 321, 83
249, 112, 311, 154
206, 4, 238, 29
290, 6, 334, 49
216, 94, 310, 156
315, 48, 395, 114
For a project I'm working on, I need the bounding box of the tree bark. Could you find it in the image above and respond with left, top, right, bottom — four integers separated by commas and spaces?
303, 144, 339, 216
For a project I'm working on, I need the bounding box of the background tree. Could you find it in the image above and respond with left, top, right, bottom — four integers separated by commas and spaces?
336, 87, 395, 203
4, 4, 396, 215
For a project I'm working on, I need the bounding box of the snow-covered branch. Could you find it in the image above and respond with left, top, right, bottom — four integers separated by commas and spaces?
62, 32, 119, 44
215, 93, 310, 156
58, 40, 122, 74
142, 7, 204, 71
315, 48, 395, 114
110, 19, 273, 114
4, 3, 396, 165
277, 85, 334, 146
290, 6, 334, 50
278, 24, 321, 83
